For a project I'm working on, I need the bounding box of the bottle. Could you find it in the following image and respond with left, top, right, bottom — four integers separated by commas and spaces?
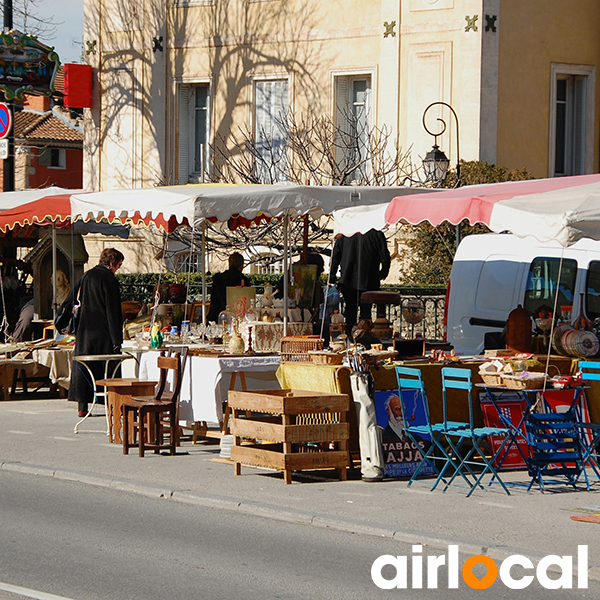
228, 318, 246, 354
245, 299, 257, 323
150, 322, 163, 349
218, 305, 235, 350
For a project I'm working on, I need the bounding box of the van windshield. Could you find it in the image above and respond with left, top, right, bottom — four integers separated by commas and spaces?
523, 257, 577, 317
586, 261, 600, 320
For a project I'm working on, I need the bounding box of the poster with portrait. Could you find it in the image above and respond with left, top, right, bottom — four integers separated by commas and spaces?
375, 389, 435, 478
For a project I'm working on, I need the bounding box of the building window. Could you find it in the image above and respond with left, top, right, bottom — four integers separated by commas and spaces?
178, 83, 210, 184
335, 74, 371, 183
254, 78, 289, 183
38, 148, 66, 169
550, 64, 595, 177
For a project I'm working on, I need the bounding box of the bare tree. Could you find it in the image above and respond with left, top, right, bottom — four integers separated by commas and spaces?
2, 0, 60, 41
210, 110, 419, 187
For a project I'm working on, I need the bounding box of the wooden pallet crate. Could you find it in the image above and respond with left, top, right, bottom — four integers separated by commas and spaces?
229, 388, 350, 484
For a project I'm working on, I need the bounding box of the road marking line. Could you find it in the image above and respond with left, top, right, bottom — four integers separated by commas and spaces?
7, 431, 34, 435
0, 581, 76, 600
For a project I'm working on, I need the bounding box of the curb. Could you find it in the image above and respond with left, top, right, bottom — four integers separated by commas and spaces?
1, 458, 598, 579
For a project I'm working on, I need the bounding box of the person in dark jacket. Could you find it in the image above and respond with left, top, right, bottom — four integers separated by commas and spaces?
329, 229, 391, 335
68, 248, 124, 416
206, 252, 251, 323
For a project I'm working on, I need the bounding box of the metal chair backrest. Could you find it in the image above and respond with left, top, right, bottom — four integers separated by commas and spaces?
441, 367, 474, 430
578, 360, 600, 381
394, 366, 433, 431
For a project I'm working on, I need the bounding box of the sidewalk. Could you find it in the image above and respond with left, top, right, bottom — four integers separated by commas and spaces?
1, 397, 599, 577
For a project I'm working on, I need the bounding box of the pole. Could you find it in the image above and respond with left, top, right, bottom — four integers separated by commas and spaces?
201, 221, 206, 324
283, 214, 289, 336
2, 0, 13, 192
52, 223, 57, 322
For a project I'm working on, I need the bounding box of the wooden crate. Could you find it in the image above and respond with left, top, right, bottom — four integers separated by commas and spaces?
229, 388, 350, 484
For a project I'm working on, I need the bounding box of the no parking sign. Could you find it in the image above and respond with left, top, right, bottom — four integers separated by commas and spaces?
0, 103, 12, 139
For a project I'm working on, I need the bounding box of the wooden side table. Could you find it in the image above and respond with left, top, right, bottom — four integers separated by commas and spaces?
96, 378, 158, 443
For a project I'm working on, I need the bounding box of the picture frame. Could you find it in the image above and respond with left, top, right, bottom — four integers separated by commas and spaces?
190, 302, 205, 324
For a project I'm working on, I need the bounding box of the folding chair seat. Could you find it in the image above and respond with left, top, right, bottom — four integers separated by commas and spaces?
525, 411, 587, 492
394, 366, 472, 491
122, 348, 187, 457
440, 367, 511, 496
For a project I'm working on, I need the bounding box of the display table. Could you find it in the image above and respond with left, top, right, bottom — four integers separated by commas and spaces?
0, 357, 51, 399
277, 355, 591, 430
32, 347, 73, 390
229, 388, 350, 484
139, 351, 281, 432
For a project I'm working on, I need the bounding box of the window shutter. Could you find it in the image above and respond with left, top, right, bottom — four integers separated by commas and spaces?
573, 76, 585, 175
335, 76, 349, 171
178, 85, 190, 184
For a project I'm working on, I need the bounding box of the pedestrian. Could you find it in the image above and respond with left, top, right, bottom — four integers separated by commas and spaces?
329, 229, 391, 335
206, 252, 251, 323
69, 248, 124, 417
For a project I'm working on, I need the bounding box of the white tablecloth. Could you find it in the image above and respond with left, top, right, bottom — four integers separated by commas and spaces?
32, 347, 73, 389
139, 352, 281, 423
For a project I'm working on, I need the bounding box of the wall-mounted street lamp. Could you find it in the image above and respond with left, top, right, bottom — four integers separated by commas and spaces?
422, 101, 462, 247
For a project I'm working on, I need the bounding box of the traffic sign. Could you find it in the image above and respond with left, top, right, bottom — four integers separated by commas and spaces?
0, 103, 11, 139
0, 139, 7, 159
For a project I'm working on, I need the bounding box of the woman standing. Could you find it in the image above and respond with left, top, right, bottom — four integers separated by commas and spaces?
69, 248, 125, 417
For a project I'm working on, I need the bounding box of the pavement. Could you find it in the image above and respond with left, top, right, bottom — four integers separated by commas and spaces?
1, 396, 600, 579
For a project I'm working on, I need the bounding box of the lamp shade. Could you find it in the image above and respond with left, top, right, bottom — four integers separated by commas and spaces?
423, 145, 450, 183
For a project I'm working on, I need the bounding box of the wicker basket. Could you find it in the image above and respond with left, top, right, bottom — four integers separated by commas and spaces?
479, 372, 503, 386
280, 336, 324, 363
501, 373, 548, 390
308, 351, 344, 365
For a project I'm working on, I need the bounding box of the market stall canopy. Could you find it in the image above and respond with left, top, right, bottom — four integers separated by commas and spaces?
0, 186, 81, 212
0, 194, 128, 237
70, 183, 430, 227
384, 173, 600, 247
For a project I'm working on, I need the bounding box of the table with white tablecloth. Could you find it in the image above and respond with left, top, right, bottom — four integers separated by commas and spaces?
139, 352, 281, 425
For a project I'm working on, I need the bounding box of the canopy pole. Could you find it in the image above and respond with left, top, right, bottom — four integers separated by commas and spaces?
201, 221, 207, 324
52, 223, 57, 322
283, 214, 289, 336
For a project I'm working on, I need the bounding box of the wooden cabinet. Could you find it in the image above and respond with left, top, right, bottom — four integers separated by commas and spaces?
229, 389, 350, 484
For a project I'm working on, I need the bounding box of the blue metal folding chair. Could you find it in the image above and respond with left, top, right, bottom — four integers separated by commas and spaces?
394, 366, 471, 491
440, 367, 512, 496
526, 411, 587, 491
573, 361, 600, 479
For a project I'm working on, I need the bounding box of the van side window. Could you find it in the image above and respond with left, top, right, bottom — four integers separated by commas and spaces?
586, 261, 600, 320
523, 257, 577, 316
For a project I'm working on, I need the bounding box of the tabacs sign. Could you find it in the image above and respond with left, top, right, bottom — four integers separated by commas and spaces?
0, 30, 60, 100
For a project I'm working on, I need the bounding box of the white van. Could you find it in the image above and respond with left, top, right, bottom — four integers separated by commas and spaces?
446, 233, 600, 356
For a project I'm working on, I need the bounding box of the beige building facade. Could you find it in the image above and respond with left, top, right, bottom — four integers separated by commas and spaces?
82, 0, 600, 191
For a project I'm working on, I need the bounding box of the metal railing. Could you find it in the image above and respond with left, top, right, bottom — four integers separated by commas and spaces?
119, 282, 446, 341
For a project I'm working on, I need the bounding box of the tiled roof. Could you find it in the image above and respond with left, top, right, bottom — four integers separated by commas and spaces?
14, 110, 82, 144
54, 66, 64, 95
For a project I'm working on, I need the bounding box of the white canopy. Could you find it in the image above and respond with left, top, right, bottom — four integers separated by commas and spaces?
0, 187, 83, 212
70, 183, 430, 226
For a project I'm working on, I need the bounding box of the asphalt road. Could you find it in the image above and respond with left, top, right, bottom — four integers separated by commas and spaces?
0, 470, 595, 600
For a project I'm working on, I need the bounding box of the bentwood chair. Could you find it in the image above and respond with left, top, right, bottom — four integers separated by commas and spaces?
122, 347, 187, 457
440, 367, 511, 496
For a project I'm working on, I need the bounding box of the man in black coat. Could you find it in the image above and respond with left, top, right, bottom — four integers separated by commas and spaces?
329, 229, 391, 335
206, 252, 251, 323
68, 248, 124, 416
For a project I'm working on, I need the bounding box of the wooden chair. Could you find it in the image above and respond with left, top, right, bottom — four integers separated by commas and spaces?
122, 347, 187, 457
